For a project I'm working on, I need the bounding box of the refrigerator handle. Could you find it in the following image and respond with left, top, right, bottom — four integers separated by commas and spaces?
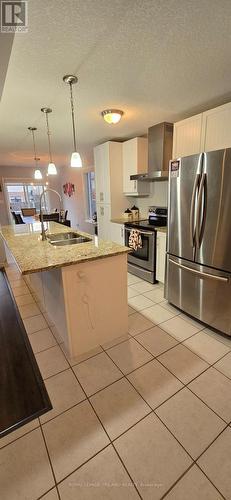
195, 173, 206, 248
169, 258, 229, 283
189, 173, 200, 247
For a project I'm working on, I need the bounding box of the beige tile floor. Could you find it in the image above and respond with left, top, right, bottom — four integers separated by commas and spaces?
1, 265, 231, 499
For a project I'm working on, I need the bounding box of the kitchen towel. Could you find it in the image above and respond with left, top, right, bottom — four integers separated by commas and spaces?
129, 229, 142, 251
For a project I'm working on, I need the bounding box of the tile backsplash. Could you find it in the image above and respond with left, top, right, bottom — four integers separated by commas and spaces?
128, 181, 168, 217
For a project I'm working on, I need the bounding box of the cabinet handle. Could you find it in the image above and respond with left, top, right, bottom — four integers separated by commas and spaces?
100, 207, 104, 216
100, 192, 104, 202
77, 271, 85, 279
134, 181, 137, 190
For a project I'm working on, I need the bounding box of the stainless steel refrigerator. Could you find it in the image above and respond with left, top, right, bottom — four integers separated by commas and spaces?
165, 149, 231, 335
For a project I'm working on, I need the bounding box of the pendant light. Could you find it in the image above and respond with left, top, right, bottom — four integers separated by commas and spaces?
63, 74, 82, 168
41, 107, 57, 175
28, 126, 42, 180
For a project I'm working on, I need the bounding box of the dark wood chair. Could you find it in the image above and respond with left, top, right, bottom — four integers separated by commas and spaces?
12, 212, 25, 224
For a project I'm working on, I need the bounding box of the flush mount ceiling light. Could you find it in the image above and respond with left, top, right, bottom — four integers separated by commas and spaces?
63, 74, 82, 168
101, 109, 124, 124
41, 107, 57, 175
28, 126, 42, 180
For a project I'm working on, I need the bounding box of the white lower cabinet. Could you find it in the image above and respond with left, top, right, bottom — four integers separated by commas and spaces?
156, 232, 166, 283
110, 223, 124, 245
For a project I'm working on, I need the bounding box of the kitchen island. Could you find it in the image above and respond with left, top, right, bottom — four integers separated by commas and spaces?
0, 222, 130, 360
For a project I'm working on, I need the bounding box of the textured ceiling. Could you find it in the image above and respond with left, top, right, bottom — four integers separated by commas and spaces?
1, 0, 231, 169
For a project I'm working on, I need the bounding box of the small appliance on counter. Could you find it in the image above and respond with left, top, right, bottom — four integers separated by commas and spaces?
131, 205, 139, 219
124, 206, 167, 283
123, 208, 133, 220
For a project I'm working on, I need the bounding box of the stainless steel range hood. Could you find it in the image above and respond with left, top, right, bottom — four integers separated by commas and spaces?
130, 122, 173, 182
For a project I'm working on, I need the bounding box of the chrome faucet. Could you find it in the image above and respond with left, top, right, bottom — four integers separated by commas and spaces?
39, 188, 62, 241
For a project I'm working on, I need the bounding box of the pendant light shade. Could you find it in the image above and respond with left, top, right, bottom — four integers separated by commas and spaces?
71, 152, 82, 168
28, 127, 42, 180
34, 169, 43, 179
41, 107, 57, 175
48, 162, 57, 175
63, 74, 82, 168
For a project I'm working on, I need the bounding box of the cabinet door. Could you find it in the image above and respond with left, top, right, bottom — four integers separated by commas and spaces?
173, 114, 203, 158
156, 232, 167, 283
123, 139, 138, 194
96, 203, 111, 241
110, 223, 124, 245
122, 138, 149, 195
201, 102, 231, 152
94, 144, 110, 204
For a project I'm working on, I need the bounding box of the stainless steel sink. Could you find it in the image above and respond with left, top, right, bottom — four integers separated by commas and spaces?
47, 232, 92, 246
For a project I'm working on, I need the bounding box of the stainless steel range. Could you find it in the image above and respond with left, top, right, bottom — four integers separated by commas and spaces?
124, 206, 167, 283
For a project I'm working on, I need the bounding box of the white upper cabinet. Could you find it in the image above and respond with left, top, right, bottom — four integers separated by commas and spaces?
173, 114, 203, 158
201, 102, 231, 152
123, 137, 150, 196
173, 102, 231, 158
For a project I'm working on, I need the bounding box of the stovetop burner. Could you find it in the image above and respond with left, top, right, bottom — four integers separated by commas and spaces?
124, 219, 166, 231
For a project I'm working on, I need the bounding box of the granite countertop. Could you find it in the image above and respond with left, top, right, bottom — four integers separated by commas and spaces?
0, 222, 130, 275
111, 217, 145, 224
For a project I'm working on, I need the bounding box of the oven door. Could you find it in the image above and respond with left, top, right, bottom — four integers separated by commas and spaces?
124, 227, 155, 271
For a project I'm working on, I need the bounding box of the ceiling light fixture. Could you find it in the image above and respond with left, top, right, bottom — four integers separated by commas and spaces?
41, 107, 57, 175
28, 126, 42, 180
101, 109, 124, 125
63, 74, 82, 168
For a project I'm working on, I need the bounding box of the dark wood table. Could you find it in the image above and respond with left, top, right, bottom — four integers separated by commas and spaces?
0, 269, 52, 438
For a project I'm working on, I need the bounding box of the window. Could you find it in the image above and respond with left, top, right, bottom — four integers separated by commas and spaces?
6, 183, 49, 213
85, 172, 96, 219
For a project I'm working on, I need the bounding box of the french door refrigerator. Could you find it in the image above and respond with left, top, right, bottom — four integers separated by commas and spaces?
166, 148, 231, 335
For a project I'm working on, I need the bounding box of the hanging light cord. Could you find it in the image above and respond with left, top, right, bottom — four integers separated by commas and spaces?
69, 82, 77, 152
45, 112, 53, 163
30, 128, 39, 167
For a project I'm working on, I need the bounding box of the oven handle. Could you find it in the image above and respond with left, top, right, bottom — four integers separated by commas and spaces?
125, 228, 155, 237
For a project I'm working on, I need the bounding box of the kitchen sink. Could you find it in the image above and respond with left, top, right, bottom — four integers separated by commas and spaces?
47, 232, 92, 246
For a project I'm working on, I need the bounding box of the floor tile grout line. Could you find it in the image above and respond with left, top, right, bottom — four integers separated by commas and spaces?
50, 346, 143, 499
132, 317, 231, 378
37, 485, 60, 500
160, 458, 227, 500
4, 338, 231, 453
9, 270, 231, 498
152, 352, 231, 425
101, 349, 199, 463
38, 423, 62, 500
29, 302, 231, 426
0, 422, 41, 451
160, 463, 195, 500
194, 461, 227, 500
133, 292, 231, 350
102, 346, 231, 475
18, 296, 231, 426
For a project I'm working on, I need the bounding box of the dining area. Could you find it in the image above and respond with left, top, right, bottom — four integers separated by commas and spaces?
11, 208, 71, 227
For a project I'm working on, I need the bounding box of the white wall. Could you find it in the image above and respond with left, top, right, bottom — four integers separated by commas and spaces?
59, 165, 95, 235
127, 181, 168, 217
0, 165, 61, 225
